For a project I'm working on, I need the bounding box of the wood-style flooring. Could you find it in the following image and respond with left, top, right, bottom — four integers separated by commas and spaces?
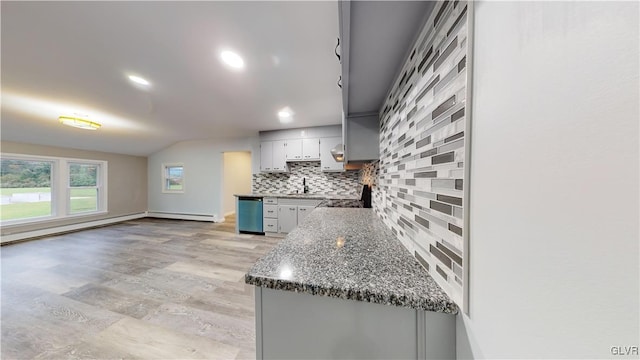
1, 216, 281, 359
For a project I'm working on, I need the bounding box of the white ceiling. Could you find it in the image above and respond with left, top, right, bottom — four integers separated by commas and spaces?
1, 1, 342, 156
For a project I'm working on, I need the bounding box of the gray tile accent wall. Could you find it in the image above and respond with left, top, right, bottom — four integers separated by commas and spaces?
252, 162, 361, 196
373, 1, 468, 306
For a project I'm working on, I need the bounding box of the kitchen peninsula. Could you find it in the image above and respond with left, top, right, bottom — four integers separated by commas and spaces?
245, 207, 458, 359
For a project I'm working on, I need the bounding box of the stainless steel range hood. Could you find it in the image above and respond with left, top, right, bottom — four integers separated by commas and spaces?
330, 143, 345, 162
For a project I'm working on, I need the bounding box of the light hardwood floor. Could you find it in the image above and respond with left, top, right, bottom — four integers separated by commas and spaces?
1, 216, 281, 359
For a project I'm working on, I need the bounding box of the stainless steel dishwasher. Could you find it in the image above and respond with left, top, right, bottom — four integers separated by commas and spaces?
238, 197, 264, 234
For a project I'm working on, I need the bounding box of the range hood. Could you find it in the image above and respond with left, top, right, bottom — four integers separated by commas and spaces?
330, 144, 345, 162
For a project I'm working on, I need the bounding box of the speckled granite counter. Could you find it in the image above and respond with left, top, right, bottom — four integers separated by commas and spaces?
245, 207, 458, 314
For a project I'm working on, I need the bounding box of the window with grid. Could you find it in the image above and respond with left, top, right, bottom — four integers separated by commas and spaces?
0, 154, 107, 225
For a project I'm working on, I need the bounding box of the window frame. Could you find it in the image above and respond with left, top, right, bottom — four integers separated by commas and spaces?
67, 160, 105, 215
0, 153, 108, 226
162, 163, 185, 193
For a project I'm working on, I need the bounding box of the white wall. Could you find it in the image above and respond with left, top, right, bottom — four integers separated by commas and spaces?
147, 137, 260, 221
458, 2, 639, 359
222, 151, 252, 216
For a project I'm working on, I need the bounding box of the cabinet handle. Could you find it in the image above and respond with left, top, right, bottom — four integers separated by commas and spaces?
290, 207, 296, 211
300, 208, 306, 211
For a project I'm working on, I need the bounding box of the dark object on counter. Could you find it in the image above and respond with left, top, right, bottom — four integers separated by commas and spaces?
303, 177, 309, 194
361, 184, 372, 208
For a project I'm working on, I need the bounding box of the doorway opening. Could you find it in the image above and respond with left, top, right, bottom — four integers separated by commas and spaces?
222, 151, 252, 222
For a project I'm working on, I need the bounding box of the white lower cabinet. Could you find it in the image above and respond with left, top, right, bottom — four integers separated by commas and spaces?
278, 205, 298, 233
264, 204, 278, 218
297, 205, 315, 225
263, 198, 322, 235
263, 218, 278, 233
263, 198, 279, 234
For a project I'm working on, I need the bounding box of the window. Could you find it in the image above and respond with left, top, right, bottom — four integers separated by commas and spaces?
163, 164, 184, 193
0, 154, 107, 225
69, 162, 100, 214
0, 158, 54, 222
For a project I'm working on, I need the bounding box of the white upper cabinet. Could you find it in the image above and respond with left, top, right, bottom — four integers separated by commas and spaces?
259, 125, 342, 171
345, 115, 379, 162
272, 140, 287, 171
285, 139, 320, 161
261, 141, 288, 172
302, 138, 320, 160
320, 136, 344, 172
260, 141, 273, 172
285, 139, 303, 161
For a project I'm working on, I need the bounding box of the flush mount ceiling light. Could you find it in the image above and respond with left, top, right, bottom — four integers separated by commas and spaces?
128, 75, 150, 86
59, 115, 101, 130
278, 107, 294, 123
278, 110, 291, 118
220, 50, 245, 69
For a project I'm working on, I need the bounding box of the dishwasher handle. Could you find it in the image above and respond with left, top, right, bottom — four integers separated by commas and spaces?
239, 197, 263, 202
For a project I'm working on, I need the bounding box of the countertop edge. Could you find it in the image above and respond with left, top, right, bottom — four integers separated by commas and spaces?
244, 273, 459, 315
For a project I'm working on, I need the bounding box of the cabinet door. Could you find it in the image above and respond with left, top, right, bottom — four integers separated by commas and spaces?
286, 139, 303, 161
320, 136, 344, 172
272, 140, 287, 171
278, 205, 298, 233
302, 138, 320, 160
260, 141, 273, 172
297, 205, 315, 225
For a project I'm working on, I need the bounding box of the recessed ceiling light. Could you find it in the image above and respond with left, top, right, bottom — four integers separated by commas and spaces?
128, 75, 150, 86
220, 50, 245, 69
278, 107, 294, 123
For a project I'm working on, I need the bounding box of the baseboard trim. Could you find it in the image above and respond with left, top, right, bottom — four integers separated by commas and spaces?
0, 212, 148, 245
147, 212, 219, 222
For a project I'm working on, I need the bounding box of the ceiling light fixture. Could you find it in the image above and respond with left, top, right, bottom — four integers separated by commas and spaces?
278, 107, 294, 123
220, 50, 245, 69
59, 115, 101, 130
128, 75, 150, 86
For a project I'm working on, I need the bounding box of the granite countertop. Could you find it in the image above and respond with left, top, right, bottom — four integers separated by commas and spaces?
245, 208, 459, 314
234, 193, 360, 200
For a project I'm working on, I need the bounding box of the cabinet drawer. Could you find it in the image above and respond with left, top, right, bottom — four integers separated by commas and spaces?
263, 218, 278, 233
264, 197, 278, 205
264, 204, 278, 218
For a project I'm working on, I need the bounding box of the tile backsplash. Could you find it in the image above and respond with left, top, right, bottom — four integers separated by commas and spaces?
373, 1, 469, 307
252, 162, 361, 196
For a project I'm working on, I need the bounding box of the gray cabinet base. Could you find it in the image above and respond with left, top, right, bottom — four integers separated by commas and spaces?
254, 287, 455, 359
